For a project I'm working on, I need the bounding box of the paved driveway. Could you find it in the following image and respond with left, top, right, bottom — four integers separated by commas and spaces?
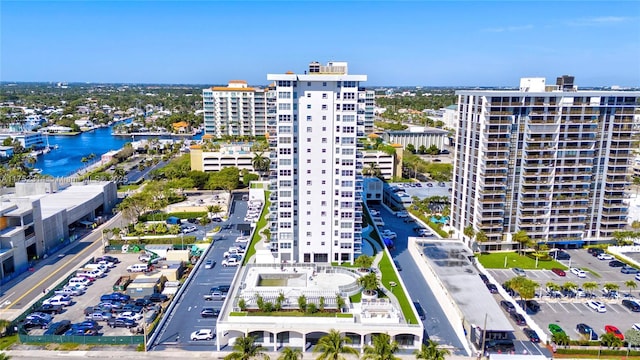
150, 194, 248, 350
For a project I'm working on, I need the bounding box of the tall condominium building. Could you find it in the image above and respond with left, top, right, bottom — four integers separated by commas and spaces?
202, 80, 271, 138
358, 87, 376, 134
452, 76, 639, 251
267, 61, 366, 264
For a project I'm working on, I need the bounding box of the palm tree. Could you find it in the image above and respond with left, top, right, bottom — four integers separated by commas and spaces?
362, 333, 400, 360
552, 332, 570, 347
224, 335, 270, 360
413, 339, 450, 360
625, 280, 637, 296
252, 152, 271, 179
600, 332, 624, 348
475, 230, 488, 243
354, 255, 374, 271
314, 329, 359, 360
512, 230, 532, 256
363, 163, 381, 178
463, 225, 475, 243
358, 273, 379, 296
278, 347, 302, 360
582, 281, 599, 298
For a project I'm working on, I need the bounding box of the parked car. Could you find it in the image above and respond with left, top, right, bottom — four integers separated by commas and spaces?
145, 293, 169, 303
523, 328, 540, 343
622, 299, 640, 312
98, 255, 120, 264
85, 312, 113, 322
597, 253, 614, 260
548, 323, 565, 335
621, 266, 640, 274
191, 329, 214, 341
101, 292, 131, 303
486, 284, 498, 293
222, 258, 240, 267
107, 318, 136, 328
510, 312, 526, 326
609, 260, 625, 267
117, 311, 144, 322
553, 251, 571, 260
65, 328, 98, 336
604, 325, 624, 340
587, 301, 606, 313
44, 320, 71, 335
22, 317, 49, 330
200, 308, 220, 318
413, 302, 426, 320
576, 323, 598, 340
570, 268, 587, 278
517, 300, 540, 314
43, 295, 72, 307
34, 304, 63, 315
479, 274, 490, 284
551, 268, 566, 277
500, 300, 516, 313
512, 268, 526, 277
393, 260, 402, 271
55, 286, 85, 297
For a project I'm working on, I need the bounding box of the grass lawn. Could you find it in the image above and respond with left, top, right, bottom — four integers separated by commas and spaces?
378, 251, 418, 325
243, 191, 271, 265
0, 334, 17, 350
118, 183, 141, 192
477, 252, 568, 270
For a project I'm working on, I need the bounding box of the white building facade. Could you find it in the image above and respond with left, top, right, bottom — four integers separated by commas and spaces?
267, 61, 366, 264
452, 77, 639, 250
202, 81, 270, 138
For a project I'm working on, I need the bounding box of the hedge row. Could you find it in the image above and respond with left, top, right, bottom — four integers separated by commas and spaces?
139, 212, 207, 222
555, 348, 640, 356
109, 237, 197, 246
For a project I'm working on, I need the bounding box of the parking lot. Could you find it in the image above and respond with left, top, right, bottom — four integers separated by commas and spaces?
488, 248, 640, 340
25, 253, 167, 336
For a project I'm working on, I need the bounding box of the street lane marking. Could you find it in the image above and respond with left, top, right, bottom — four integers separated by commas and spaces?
544, 303, 557, 313
0, 240, 98, 312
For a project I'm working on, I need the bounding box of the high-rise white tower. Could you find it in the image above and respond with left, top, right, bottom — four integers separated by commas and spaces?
452, 77, 639, 250
267, 61, 367, 264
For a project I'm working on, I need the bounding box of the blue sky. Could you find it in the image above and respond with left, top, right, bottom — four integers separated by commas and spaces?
2, 1, 639, 86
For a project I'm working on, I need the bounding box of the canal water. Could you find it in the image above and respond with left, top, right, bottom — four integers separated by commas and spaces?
34, 121, 202, 177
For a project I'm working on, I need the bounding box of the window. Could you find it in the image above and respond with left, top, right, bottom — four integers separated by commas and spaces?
278, 126, 292, 133
307, 104, 311, 109
322, 138, 327, 143
322, 116, 326, 121
336, 104, 341, 110
307, 169, 311, 174
322, 93, 327, 99
279, 159, 291, 166
279, 148, 291, 155
279, 180, 292, 187
277, 81, 291, 87
279, 136, 291, 143
306, 115, 312, 121
322, 149, 326, 153
278, 114, 292, 122
278, 103, 291, 110
336, 93, 340, 99
307, 93, 311, 98
322, 104, 328, 110
307, 82, 311, 86
307, 159, 311, 163
322, 82, 327, 86
278, 92, 291, 99
321, 170, 326, 174
306, 180, 312, 185
279, 169, 292, 176
306, 127, 312, 132
342, 104, 355, 111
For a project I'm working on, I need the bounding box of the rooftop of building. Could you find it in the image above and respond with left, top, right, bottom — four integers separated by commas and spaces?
413, 239, 514, 332
384, 127, 449, 135
19, 181, 112, 219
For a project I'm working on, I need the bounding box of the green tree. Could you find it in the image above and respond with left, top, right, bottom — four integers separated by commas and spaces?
335, 294, 345, 311
625, 329, 640, 349
512, 230, 532, 255
463, 225, 475, 242
561, 282, 578, 292
413, 339, 450, 360
358, 273, 379, 296
224, 335, 269, 360
603, 283, 619, 293
475, 230, 488, 243
363, 163, 381, 178
277, 347, 302, 360
297, 295, 307, 312
0, 352, 11, 360
252, 152, 271, 179
313, 329, 359, 360
406, 144, 416, 154
625, 280, 637, 296
354, 255, 374, 271
552, 332, 570, 347
362, 333, 400, 360
600, 332, 623, 348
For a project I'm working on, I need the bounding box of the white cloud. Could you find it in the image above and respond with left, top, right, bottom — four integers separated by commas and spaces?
567, 16, 632, 26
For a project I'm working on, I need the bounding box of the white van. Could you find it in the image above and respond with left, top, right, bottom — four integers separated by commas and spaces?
127, 263, 149, 273
68, 277, 91, 287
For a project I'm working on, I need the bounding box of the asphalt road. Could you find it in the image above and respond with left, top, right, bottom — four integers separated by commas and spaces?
150, 194, 249, 350
126, 160, 168, 184
373, 205, 467, 354
0, 213, 125, 321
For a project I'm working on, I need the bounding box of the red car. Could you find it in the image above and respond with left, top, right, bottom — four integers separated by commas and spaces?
604, 325, 624, 341
551, 268, 566, 277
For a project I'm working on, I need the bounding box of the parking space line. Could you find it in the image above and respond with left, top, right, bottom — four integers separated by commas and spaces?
556, 302, 571, 313
544, 303, 557, 313
608, 304, 620, 313
569, 303, 584, 313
